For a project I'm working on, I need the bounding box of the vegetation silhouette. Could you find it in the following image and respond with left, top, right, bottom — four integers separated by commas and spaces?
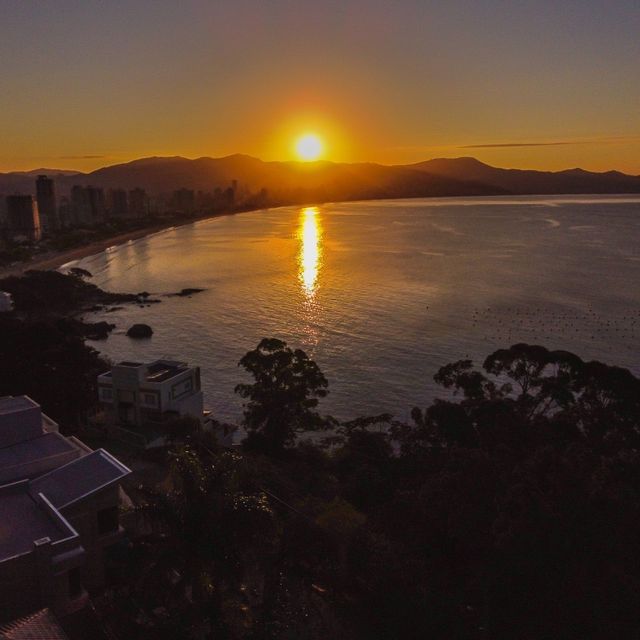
2, 301, 639, 637
235, 337, 332, 456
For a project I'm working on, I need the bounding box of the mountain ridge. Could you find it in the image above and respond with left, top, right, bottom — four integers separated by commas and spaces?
1, 156, 639, 201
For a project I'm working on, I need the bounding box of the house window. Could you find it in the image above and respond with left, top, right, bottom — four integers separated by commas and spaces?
143, 393, 157, 406
101, 387, 113, 401
97, 506, 119, 535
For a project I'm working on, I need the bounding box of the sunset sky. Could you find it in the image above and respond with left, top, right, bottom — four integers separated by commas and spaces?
1, 0, 639, 173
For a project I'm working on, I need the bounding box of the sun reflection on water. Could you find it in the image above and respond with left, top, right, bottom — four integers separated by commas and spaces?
298, 206, 322, 298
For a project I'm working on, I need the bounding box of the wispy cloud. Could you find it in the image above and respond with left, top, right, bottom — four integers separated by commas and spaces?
58, 154, 107, 160
460, 142, 580, 149
460, 136, 640, 149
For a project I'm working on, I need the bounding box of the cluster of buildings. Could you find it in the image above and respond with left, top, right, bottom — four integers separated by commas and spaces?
0, 395, 131, 627
1, 171, 263, 246
0, 358, 231, 634
1, 174, 150, 243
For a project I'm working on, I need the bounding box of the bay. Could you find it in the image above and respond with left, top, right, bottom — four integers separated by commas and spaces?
71, 195, 640, 423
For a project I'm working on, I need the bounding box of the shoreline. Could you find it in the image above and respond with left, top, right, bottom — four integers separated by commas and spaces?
0, 209, 244, 278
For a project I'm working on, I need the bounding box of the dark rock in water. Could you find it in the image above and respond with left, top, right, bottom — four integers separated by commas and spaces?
137, 291, 150, 298
168, 288, 206, 297
127, 323, 153, 338
85, 305, 103, 313
80, 320, 115, 340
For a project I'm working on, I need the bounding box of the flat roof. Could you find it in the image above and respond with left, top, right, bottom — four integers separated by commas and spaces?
0, 395, 40, 416
0, 484, 72, 560
30, 449, 131, 510
145, 361, 188, 382
0, 432, 77, 469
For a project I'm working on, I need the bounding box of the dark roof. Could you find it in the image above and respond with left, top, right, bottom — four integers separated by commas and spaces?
0, 396, 40, 417
0, 433, 79, 479
0, 483, 73, 559
145, 361, 187, 382
0, 608, 69, 639
29, 450, 131, 510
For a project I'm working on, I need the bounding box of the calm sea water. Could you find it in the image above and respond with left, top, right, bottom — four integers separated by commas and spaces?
70, 196, 640, 423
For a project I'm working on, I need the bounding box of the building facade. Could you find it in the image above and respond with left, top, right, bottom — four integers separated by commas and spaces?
5, 195, 41, 242
98, 360, 204, 428
35, 175, 58, 231
97, 360, 235, 446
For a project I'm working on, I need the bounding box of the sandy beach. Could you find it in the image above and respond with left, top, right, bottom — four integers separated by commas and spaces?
0, 210, 241, 279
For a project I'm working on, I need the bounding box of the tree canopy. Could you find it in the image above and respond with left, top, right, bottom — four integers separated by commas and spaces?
235, 338, 330, 454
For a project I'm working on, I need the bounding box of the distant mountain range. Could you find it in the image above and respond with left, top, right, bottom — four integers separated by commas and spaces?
1, 156, 639, 203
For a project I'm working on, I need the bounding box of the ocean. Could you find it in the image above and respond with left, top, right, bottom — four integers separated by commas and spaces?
71, 195, 640, 423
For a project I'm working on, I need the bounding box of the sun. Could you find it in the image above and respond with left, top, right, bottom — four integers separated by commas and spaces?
295, 133, 323, 161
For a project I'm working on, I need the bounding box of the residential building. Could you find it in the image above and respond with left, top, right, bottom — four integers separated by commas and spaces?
108, 188, 128, 217
70, 186, 105, 226
36, 175, 58, 231
5, 195, 41, 242
98, 360, 204, 428
128, 187, 147, 217
98, 360, 235, 446
0, 396, 131, 622
0, 395, 89, 484
171, 188, 196, 213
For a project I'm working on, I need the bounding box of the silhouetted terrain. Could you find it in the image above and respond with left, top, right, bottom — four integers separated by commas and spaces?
409, 156, 640, 194
2, 156, 639, 203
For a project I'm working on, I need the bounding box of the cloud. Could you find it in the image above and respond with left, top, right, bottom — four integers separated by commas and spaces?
58, 154, 107, 159
460, 142, 579, 149
460, 136, 640, 149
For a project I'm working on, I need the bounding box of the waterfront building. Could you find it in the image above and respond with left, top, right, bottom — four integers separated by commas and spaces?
98, 360, 235, 446
0, 396, 131, 621
128, 187, 148, 217
35, 175, 58, 231
70, 186, 106, 226
5, 195, 41, 242
108, 188, 128, 217
171, 188, 196, 213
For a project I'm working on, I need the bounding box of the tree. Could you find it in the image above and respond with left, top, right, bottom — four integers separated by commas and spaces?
235, 338, 330, 455
134, 446, 274, 638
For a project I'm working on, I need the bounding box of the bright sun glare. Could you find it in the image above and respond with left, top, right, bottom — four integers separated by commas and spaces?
295, 133, 323, 161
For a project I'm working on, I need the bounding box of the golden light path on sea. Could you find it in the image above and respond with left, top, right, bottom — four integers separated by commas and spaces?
298, 206, 322, 298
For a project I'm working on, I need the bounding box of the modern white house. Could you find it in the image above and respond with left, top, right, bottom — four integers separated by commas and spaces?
97, 359, 234, 447
0, 396, 131, 622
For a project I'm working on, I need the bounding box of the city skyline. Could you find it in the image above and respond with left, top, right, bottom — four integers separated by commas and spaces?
2, 1, 639, 174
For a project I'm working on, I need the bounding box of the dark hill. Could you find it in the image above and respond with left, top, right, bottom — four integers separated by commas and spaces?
2, 156, 639, 202
406, 157, 640, 194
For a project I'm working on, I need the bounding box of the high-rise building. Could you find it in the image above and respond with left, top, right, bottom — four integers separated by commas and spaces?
35, 175, 57, 231
6, 195, 41, 242
70, 185, 105, 225
128, 188, 148, 217
171, 188, 196, 213
86, 186, 105, 222
108, 189, 128, 216
71, 185, 90, 225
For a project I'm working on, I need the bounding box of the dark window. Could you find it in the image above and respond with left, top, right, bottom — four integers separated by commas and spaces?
97, 506, 119, 534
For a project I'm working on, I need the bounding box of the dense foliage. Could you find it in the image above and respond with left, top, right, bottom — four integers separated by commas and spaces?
114, 340, 640, 639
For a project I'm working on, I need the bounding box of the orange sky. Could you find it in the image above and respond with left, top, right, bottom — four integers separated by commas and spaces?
1, 2, 639, 174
